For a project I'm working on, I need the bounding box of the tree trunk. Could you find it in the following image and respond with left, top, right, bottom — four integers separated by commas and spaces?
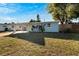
60, 19, 64, 24
60, 21, 64, 24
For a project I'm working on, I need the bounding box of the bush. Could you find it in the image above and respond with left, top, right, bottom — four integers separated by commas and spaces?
64, 28, 71, 33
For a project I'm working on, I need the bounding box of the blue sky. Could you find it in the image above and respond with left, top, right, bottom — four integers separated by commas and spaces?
0, 3, 53, 23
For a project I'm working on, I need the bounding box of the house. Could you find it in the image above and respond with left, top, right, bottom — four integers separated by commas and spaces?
44, 22, 59, 32
0, 21, 59, 32
28, 21, 59, 32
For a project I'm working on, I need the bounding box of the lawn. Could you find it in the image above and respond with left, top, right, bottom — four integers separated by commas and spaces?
0, 32, 79, 56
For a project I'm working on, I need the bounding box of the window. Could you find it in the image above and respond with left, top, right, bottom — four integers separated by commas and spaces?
12, 25, 14, 28
47, 23, 51, 27
3, 25, 7, 27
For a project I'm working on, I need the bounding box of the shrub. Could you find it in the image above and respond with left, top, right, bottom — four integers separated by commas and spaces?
64, 28, 71, 33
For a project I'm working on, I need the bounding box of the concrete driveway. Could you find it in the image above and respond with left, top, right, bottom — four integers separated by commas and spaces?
0, 32, 13, 37
12, 31, 28, 34
0, 31, 28, 37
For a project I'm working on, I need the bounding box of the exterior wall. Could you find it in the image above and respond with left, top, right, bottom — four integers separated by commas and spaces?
0, 22, 59, 32
29, 22, 59, 32
26, 25, 32, 31
0, 24, 5, 31
6, 24, 14, 31
28, 22, 42, 32
0, 23, 28, 31
8, 24, 28, 31
44, 22, 59, 32
32, 28, 39, 32
14, 24, 23, 31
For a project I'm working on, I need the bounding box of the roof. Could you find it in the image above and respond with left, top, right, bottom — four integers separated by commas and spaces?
29, 21, 59, 24
0, 21, 59, 25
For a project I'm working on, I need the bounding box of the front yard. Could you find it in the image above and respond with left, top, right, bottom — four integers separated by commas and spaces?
0, 32, 79, 55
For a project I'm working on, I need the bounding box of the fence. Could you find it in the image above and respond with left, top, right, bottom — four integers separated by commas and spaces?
60, 24, 79, 33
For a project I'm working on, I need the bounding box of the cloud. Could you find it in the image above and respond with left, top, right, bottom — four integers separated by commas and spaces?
0, 7, 16, 14
0, 3, 18, 14
0, 3, 52, 23
0, 16, 27, 23
0, 3, 15, 7
0, 16, 17, 23
0, 3, 8, 6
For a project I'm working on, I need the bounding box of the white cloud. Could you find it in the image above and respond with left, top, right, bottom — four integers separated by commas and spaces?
0, 16, 27, 23
0, 3, 18, 14
0, 3, 8, 6
0, 7, 16, 14
0, 3, 15, 6
0, 16, 17, 23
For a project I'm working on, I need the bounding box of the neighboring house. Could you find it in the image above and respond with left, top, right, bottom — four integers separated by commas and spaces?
0, 24, 6, 31
0, 21, 59, 32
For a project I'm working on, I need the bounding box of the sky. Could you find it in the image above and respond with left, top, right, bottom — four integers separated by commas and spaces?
0, 3, 53, 23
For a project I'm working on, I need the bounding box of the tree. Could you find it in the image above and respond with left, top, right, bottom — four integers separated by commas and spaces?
29, 19, 35, 22
48, 3, 79, 24
36, 14, 41, 22
66, 4, 79, 20
48, 3, 67, 24
29, 14, 41, 22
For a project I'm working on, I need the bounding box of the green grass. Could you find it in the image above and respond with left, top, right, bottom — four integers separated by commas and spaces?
0, 32, 79, 56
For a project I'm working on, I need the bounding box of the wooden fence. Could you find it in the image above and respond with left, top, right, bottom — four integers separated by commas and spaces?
59, 24, 79, 33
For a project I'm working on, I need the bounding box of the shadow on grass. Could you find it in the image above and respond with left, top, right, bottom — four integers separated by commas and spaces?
43, 32, 79, 40
7, 32, 79, 45
8, 32, 45, 45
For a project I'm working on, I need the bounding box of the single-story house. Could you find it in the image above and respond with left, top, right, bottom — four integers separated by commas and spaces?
0, 21, 59, 32
28, 21, 59, 32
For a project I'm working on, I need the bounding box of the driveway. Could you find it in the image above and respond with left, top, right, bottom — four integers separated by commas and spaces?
13, 31, 28, 34
0, 31, 28, 37
0, 32, 13, 37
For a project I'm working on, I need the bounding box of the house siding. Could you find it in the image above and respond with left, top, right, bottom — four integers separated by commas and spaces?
0, 22, 59, 32
44, 23, 59, 32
